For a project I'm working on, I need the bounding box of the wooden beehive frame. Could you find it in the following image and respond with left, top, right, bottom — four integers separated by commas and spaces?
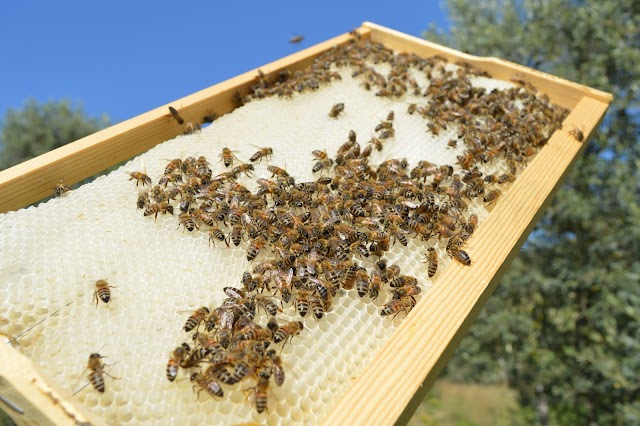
0, 22, 611, 426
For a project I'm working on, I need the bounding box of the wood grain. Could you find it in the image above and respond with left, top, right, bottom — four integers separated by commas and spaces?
322, 96, 610, 426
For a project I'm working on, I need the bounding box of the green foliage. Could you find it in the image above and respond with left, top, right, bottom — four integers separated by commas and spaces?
0, 99, 109, 171
425, 0, 640, 424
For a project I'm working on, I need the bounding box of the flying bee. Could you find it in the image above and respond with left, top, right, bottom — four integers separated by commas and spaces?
93, 279, 116, 307
168, 106, 184, 125
250, 147, 273, 162
424, 247, 439, 278
220, 147, 236, 167
255, 296, 280, 316
53, 179, 71, 198
191, 372, 224, 399
273, 321, 304, 344
167, 343, 190, 382
569, 127, 585, 142
183, 307, 210, 332
232, 163, 255, 178
85, 353, 116, 393
381, 296, 416, 318
483, 189, 502, 205
178, 212, 198, 232
247, 236, 267, 261
312, 158, 333, 173
128, 171, 152, 187
329, 102, 345, 118
289, 35, 304, 44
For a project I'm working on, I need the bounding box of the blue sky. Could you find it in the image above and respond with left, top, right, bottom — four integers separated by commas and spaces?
0, 1, 449, 124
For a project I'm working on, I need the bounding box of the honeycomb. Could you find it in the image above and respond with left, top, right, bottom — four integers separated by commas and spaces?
0, 38, 566, 425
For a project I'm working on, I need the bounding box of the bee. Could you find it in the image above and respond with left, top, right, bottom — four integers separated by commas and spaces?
312, 149, 329, 160
168, 106, 184, 125
220, 147, 236, 167
266, 349, 285, 386
289, 35, 304, 44
369, 270, 382, 300
128, 171, 152, 187
273, 321, 304, 344
343, 265, 359, 290
178, 212, 198, 232
312, 158, 333, 173
144, 202, 174, 220
295, 291, 310, 317
483, 189, 502, 205
497, 173, 516, 184
86, 353, 115, 393
202, 110, 218, 124
208, 226, 227, 247
356, 269, 370, 298
250, 147, 273, 162
235, 324, 273, 342
381, 296, 417, 318
449, 246, 472, 266
184, 307, 210, 332
136, 191, 149, 210
167, 343, 190, 382
93, 279, 115, 307
232, 163, 255, 178
227, 224, 244, 247
424, 248, 439, 278
390, 275, 418, 288
255, 296, 280, 316
309, 295, 326, 319
53, 179, 71, 198
407, 103, 417, 114
329, 102, 345, 118
191, 372, 224, 399
392, 284, 422, 300
247, 376, 270, 414
569, 127, 584, 142
247, 236, 267, 261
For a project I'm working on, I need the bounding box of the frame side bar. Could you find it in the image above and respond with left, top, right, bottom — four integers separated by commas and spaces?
361, 21, 613, 110
322, 96, 611, 426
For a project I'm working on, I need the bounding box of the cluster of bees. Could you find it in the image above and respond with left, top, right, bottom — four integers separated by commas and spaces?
124, 34, 568, 415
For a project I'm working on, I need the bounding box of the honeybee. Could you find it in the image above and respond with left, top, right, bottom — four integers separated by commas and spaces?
569, 127, 584, 142
273, 321, 304, 344
227, 224, 244, 247
184, 306, 210, 332
178, 212, 198, 232
295, 291, 310, 317
128, 171, 152, 187
425, 248, 439, 278
312, 158, 333, 173
329, 102, 345, 118
381, 296, 416, 318
483, 189, 502, 205
167, 343, 190, 382
232, 163, 255, 178
247, 376, 270, 414
136, 191, 149, 210
309, 295, 326, 319
93, 279, 115, 307
235, 324, 273, 342
449, 246, 472, 266
255, 295, 280, 316
191, 372, 224, 398
343, 265, 359, 290
356, 269, 370, 298
53, 179, 71, 198
86, 353, 115, 393
208, 226, 227, 247
392, 284, 422, 300
168, 106, 184, 125
266, 349, 285, 386
143, 202, 174, 220
497, 173, 515, 184
407, 103, 417, 114
250, 147, 273, 162
289, 35, 304, 44
312, 149, 329, 160
220, 147, 236, 167
390, 275, 418, 288
247, 236, 267, 261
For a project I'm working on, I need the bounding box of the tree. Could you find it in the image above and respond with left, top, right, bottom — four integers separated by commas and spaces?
425, 1, 640, 424
0, 99, 109, 171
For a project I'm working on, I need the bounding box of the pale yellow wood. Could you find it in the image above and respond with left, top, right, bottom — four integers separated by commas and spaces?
322, 96, 610, 426
0, 342, 105, 426
0, 28, 371, 214
362, 22, 613, 110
